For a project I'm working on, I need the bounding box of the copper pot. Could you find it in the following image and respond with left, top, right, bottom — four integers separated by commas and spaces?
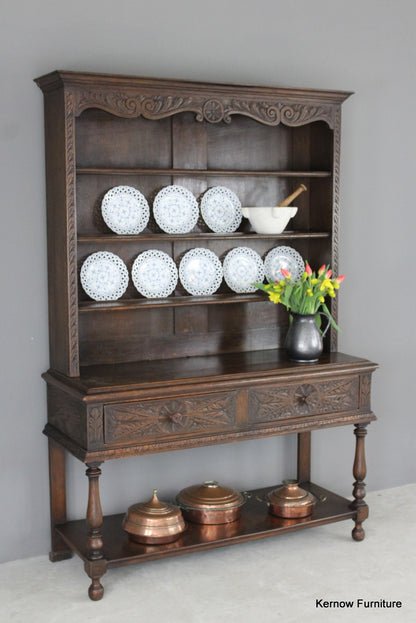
176, 480, 245, 524
122, 490, 186, 544
267, 480, 316, 518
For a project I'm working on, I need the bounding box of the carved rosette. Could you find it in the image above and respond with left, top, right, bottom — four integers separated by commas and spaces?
73, 88, 336, 128
104, 393, 237, 443
293, 384, 319, 414
201, 99, 225, 123
158, 401, 190, 433
248, 377, 359, 423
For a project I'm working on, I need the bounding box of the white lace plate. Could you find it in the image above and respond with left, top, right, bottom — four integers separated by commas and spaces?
132, 250, 178, 299
264, 246, 305, 283
223, 247, 265, 293
101, 185, 150, 234
179, 248, 223, 296
200, 186, 242, 233
80, 251, 129, 301
153, 185, 199, 234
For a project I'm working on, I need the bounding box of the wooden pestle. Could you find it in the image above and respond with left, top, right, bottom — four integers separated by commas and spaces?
277, 184, 307, 207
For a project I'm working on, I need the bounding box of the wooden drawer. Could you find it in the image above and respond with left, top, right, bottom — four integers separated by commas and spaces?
104, 391, 238, 444
248, 376, 360, 424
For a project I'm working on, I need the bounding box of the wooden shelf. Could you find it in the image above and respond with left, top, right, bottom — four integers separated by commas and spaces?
76, 167, 332, 178
77, 231, 331, 243
79, 292, 266, 312
55, 483, 355, 567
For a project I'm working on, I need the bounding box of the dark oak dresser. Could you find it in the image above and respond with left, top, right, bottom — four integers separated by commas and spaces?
36, 70, 377, 600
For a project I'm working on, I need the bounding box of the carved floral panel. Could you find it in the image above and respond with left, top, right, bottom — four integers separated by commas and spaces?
248, 377, 360, 423
104, 392, 237, 444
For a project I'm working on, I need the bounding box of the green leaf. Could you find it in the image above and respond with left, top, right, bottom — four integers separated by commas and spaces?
252, 283, 269, 293
321, 302, 341, 332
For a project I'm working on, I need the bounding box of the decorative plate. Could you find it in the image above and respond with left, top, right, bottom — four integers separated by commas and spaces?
179, 248, 223, 296
223, 247, 264, 293
153, 185, 199, 234
264, 246, 305, 283
200, 186, 242, 233
101, 185, 150, 234
80, 251, 129, 301
132, 250, 178, 299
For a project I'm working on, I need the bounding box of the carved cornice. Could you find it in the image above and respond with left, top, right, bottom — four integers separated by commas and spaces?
73, 88, 337, 128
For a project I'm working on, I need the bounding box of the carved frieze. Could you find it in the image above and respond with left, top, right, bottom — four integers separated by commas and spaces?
248, 377, 359, 423
74, 87, 336, 128
104, 392, 237, 444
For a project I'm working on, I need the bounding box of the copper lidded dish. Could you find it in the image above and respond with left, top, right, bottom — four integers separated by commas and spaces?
122, 490, 186, 544
176, 480, 245, 525
267, 480, 316, 519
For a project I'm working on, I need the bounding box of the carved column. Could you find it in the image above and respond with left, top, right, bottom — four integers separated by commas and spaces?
349, 424, 368, 541
85, 463, 106, 600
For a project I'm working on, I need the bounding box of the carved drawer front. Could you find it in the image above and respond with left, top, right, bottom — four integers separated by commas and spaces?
248, 376, 360, 424
104, 392, 237, 444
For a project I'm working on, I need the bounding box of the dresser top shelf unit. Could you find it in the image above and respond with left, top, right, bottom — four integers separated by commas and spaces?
36, 70, 349, 379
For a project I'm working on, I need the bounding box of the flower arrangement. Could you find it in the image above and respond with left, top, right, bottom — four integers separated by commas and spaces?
254, 262, 345, 331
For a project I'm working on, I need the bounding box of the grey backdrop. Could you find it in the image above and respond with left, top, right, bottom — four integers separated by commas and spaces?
1, 0, 415, 563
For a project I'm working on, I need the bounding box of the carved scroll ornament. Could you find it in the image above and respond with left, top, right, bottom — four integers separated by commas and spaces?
74, 88, 336, 128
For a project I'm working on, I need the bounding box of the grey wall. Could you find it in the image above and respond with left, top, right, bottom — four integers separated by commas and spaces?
1, 0, 415, 563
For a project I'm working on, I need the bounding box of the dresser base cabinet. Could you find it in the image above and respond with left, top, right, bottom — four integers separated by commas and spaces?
35, 71, 377, 600
43, 351, 377, 600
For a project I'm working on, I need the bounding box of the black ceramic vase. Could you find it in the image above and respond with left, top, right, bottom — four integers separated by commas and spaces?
285, 313, 330, 363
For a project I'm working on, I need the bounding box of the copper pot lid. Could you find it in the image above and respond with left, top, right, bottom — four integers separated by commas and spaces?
124, 490, 184, 528
267, 480, 316, 507
177, 480, 245, 511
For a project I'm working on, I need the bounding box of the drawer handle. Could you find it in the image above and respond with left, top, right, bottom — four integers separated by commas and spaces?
169, 413, 185, 425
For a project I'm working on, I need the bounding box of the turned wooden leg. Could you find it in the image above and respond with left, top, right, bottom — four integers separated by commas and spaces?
85, 463, 106, 600
349, 424, 369, 541
48, 438, 72, 562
